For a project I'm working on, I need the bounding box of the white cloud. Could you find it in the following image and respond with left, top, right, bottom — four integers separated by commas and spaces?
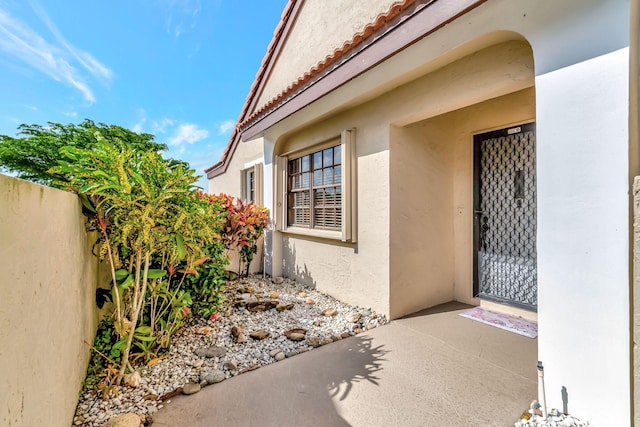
0, 4, 113, 103
152, 117, 175, 134
63, 111, 77, 117
168, 123, 208, 146
217, 119, 234, 135
159, 0, 202, 38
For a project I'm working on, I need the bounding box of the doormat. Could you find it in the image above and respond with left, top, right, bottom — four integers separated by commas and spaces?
459, 307, 538, 338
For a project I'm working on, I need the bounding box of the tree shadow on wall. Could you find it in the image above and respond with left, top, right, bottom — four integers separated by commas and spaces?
282, 235, 317, 289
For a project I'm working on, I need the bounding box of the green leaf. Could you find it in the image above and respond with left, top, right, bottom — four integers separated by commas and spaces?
147, 269, 166, 279
134, 335, 156, 342
78, 194, 96, 213
135, 325, 152, 334
114, 269, 129, 281
112, 338, 128, 351
175, 234, 185, 260
119, 274, 134, 290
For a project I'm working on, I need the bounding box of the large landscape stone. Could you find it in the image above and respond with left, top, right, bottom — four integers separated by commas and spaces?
105, 413, 141, 427
195, 346, 227, 358
250, 329, 271, 340
203, 369, 226, 384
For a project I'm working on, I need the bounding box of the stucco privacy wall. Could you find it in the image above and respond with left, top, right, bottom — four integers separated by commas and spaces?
273, 41, 533, 317
0, 175, 100, 426
537, 48, 630, 427
390, 88, 535, 319
256, 0, 398, 107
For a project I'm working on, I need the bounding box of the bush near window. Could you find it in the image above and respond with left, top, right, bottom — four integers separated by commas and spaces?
201, 193, 270, 277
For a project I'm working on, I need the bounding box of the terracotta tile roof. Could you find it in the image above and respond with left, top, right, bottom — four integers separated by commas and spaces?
207, 0, 418, 177
238, 0, 418, 132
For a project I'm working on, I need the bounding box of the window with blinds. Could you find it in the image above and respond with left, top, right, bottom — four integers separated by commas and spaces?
288, 145, 342, 229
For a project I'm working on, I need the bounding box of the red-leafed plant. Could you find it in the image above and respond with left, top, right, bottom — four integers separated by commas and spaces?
199, 192, 269, 277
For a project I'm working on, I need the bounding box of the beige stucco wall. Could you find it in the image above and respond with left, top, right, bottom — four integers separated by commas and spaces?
0, 174, 100, 427
274, 40, 534, 318
390, 88, 536, 318
257, 0, 399, 107
208, 137, 264, 197
277, 109, 391, 315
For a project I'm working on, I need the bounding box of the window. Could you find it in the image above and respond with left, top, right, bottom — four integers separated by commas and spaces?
278, 129, 356, 242
241, 163, 263, 205
288, 145, 342, 229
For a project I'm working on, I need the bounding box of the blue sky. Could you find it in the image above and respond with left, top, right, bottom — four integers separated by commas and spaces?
0, 0, 288, 189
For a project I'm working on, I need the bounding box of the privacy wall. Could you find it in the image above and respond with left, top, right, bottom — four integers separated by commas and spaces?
0, 174, 100, 427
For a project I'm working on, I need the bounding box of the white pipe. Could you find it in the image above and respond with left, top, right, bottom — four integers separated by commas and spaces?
537, 361, 548, 417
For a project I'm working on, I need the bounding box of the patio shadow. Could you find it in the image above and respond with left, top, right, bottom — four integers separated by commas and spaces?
152, 334, 388, 427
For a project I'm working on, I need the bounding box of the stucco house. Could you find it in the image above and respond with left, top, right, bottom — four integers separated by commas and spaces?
207, 0, 638, 425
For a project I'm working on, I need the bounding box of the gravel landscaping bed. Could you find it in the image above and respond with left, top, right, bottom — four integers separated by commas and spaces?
73, 275, 388, 426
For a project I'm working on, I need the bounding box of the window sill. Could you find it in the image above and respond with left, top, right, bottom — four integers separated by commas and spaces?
282, 226, 343, 241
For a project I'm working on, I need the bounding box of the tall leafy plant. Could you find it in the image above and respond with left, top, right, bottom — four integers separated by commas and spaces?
52, 138, 223, 384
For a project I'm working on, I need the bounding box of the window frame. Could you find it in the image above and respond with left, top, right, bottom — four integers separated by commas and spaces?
277, 129, 356, 242
240, 162, 263, 205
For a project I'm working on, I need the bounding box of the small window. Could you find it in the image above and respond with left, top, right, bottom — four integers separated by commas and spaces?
279, 129, 355, 242
241, 163, 263, 205
288, 145, 342, 230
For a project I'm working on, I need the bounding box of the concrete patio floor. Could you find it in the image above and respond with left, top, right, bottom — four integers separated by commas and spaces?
152, 302, 537, 426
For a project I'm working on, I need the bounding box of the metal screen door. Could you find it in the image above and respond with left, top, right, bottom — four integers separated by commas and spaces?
473, 123, 537, 309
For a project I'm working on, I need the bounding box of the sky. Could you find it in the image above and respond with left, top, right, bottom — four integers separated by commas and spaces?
0, 0, 288, 189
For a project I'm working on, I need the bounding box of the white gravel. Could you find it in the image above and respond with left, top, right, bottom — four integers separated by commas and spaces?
73, 275, 388, 426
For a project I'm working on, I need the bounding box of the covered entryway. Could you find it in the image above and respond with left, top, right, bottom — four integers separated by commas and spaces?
388, 38, 537, 319
473, 123, 537, 310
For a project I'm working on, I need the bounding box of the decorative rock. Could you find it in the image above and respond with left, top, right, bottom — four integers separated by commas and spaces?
203, 369, 226, 384
193, 359, 204, 368
124, 371, 141, 388
269, 291, 279, 299
306, 336, 321, 347
299, 347, 309, 353
247, 287, 255, 293
288, 332, 305, 342
355, 328, 364, 334
313, 319, 323, 326
223, 360, 238, 370
104, 413, 141, 427
345, 312, 362, 323
367, 325, 376, 330
195, 346, 227, 358
321, 337, 334, 345
272, 277, 284, 284
322, 308, 338, 317
250, 329, 271, 340
298, 291, 307, 298
284, 328, 307, 339
285, 350, 298, 358
182, 382, 201, 395
237, 333, 247, 344
275, 352, 286, 361
306, 298, 315, 305
231, 325, 244, 337
269, 348, 283, 357
196, 326, 213, 335
247, 300, 279, 312
276, 303, 294, 311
